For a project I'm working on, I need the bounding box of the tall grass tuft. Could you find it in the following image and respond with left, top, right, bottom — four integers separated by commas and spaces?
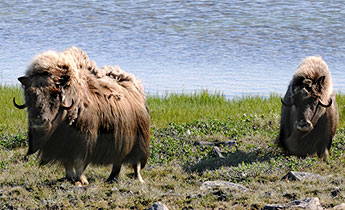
0, 86, 27, 134
147, 90, 282, 128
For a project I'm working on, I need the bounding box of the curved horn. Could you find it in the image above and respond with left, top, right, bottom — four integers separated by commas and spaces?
281, 98, 293, 107
61, 99, 74, 110
319, 98, 332, 108
13, 97, 27, 109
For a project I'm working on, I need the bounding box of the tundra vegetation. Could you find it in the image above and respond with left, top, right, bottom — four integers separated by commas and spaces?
1, 87, 345, 209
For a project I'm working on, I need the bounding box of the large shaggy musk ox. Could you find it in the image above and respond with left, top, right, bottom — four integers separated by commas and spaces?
277, 56, 338, 159
13, 47, 150, 185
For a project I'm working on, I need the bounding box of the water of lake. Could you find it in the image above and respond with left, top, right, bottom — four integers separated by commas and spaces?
1, 0, 344, 98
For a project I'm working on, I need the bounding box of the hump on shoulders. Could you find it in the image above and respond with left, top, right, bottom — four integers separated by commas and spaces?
26, 46, 145, 98
90, 65, 145, 97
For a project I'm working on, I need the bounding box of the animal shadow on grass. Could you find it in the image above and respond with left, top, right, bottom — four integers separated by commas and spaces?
184, 147, 278, 174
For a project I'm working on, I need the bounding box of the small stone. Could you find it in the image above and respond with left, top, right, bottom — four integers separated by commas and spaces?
262, 204, 285, 210
288, 197, 322, 209
333, 203, 345, 210
200, 181, 248, 191
147, 202, 169, 210
195, 141, 236, 147
264, 197, 323, 210
282, 171, 324, 181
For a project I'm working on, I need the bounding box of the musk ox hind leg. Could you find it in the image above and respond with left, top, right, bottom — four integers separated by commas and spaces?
134, 162, 145, 183
106, 164, 122, 183
318, 148, 330, 160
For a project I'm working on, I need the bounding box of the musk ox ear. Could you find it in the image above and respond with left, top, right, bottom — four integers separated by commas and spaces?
18, 76, 29, 87
314, 76, 325, 93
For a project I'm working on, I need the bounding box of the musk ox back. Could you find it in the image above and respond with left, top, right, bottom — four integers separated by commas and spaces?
277, 56, 338, 158
13, 47, 150, 185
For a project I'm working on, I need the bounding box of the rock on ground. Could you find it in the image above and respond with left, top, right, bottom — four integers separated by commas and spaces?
195, 140, 236, 147
282, 171, 324, 181
200, 180, 248, 191
263, 197, 323, 210
333, 203, 345, 210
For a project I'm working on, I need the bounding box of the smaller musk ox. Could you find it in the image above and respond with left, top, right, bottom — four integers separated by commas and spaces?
278, 56, 338, 158
13, 47, 150, 185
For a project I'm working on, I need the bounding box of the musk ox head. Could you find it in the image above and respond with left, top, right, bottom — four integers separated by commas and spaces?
281, 56, 333, 134
13, 50, 78, 155
281, 76, 332, 133
14, 74, 73, 125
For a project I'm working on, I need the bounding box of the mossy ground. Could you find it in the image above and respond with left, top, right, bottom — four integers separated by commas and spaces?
1, 87, 345, 209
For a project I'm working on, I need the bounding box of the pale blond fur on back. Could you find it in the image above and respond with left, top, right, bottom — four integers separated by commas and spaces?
293, 56, 333, 102
94, 65, 145, 98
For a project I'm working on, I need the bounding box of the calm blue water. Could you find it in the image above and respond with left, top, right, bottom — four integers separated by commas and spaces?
1, 0, 345, 97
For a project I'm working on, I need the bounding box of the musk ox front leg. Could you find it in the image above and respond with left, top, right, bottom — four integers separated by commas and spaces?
64, 162, 89, 186
106, 164, 122, 183
74, 164, 89, 186
64, 163, 75, 181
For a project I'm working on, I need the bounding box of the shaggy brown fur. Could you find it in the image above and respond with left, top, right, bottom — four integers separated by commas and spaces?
278, 56, 338, 158
15, 47, 150, 184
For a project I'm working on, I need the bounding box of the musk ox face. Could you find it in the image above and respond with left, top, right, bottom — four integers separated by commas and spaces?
14, 74, 73, 154
281, 76, 332, 134
21, 76, 60, 128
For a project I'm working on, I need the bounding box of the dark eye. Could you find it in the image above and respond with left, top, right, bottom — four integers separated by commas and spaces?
50, 92, 59, 98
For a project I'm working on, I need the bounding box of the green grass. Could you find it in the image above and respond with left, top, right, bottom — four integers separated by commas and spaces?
1, 87, 345, 209
147, 90, 282, 128
0, 86, 27, 133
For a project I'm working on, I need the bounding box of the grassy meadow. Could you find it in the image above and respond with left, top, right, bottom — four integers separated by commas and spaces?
1, 86, 345, 209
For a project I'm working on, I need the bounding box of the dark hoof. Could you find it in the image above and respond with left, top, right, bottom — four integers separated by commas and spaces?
106, 177, 119, 183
